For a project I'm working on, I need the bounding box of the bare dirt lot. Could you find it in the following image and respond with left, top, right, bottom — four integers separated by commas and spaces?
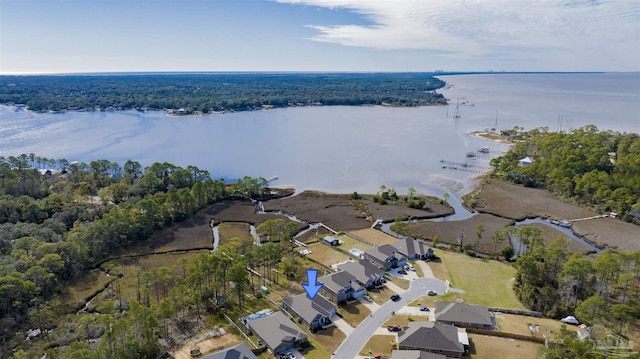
471, 179, 640, 253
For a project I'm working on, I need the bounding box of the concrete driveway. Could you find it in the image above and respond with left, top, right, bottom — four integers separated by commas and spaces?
332, 316, 355, 336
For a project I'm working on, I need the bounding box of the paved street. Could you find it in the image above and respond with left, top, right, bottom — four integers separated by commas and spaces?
332, 277, 447, 358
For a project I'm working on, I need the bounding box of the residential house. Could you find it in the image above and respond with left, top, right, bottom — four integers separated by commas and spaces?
518, 156, 536, 167
364, 244, 406, 270
203, 343, 258, 359
435, 302, 494, 329
282, 293, 336, 331
318, 270, 364, 304
247, 311, 307, 356
391, 350, 446, 359
398, 321, 465, 357
337, 259, 384, 289
391, 238, 434, 260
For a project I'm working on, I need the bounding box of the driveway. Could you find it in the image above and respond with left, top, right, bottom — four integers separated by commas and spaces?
332, 317, 354, 336
415, 260, 436, 279
331, 277, 447, 358
387, 266, 419, 281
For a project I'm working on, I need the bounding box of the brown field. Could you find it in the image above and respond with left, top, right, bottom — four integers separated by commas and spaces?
471, 179, 640, 253
306, 242, 351, 265
469, 334, 544, 359
359, 334, 396, 357
402, 213, 514, 254
495, 313, 577, 338
349, 228, 398, 246
359, 197, 454, 222
171, 333, 240, 359
338, 301, 372, 327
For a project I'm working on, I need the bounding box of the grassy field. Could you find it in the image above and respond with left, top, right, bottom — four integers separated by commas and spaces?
434, 250, 525, 309
306, 242, 351, 265
349, 228, 397, 246
338, 301, 372, 327
495, 313, 576, 338
335, 234, 374, 252
383, 315, 429, 327
469, 334, 544, 359
359, 334, 396, 357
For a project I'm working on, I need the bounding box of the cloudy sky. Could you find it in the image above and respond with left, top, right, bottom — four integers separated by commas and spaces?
1, 0, 638, 74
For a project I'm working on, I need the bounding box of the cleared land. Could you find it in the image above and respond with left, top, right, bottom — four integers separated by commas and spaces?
469, 334, 544, 359
432, 250, 525, 309
306, 242, 351, 265
359, 334, 396, 357
495, 313, 576, 338
349, 228, 398, 246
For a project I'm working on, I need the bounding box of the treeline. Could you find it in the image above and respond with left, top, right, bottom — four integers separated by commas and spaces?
514, 239, 640, 343
0, 153, 271, 347
490, 125, 640, 223
0, 73, 447, 113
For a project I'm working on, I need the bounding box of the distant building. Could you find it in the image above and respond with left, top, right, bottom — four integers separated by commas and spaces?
322, 235, 340, 246
518, 156, 536, 167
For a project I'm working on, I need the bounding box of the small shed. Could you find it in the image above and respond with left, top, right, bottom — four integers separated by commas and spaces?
323, 236, 340, 246
518, 156, 536, 167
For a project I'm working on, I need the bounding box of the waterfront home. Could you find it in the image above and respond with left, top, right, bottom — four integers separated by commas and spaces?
391, 238, 433, 260
337, 259, 385, 289
282, 293, 336, 331
247, 311, 307, 355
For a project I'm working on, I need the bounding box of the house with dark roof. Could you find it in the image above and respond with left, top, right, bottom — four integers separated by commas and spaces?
391, 349, 446, 359
337, 259, 384, 289
364, 244, 406, 270
282, 293, 336, 331
398, 321, 465, 357
203, 343, 258, 359
391, 238, 434, 260
247, 311, 307, 355
318, 270, 364, 304
435, 302, 494, 329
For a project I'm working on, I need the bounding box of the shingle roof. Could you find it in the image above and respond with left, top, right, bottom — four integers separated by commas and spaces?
202, 343, 257, 359
318, 270, 356, 294
365, 244, 403, 263
392, 238, 428, 257
435, 302, 493, 327
398, 321, 464, 354
282, 293, 335, 324
247, 311, 307, 353
338, 259, 383, 285
391, 349, 447, 359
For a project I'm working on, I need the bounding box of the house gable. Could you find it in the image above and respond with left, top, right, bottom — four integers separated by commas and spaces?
435, 302, 493, 329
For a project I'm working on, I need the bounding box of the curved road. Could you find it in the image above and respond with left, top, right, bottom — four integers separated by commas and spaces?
332, 277, 447, 358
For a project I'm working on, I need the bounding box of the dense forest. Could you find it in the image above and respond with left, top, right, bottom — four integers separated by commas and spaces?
0, 73, 446, 113
0, 154, 298, 358
490, 125, 640, 223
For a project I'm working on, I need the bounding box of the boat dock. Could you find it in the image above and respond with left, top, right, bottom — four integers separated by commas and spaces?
440, 159, 489, 173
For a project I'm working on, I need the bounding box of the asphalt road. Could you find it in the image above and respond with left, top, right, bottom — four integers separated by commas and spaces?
332, 277, 447, 358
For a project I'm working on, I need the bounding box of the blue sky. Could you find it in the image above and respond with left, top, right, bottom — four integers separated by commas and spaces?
1, 0, 638, 74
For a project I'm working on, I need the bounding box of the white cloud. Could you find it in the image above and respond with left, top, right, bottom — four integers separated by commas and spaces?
276, 0, 640, 70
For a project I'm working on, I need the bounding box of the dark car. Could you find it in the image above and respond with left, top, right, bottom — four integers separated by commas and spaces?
387, 325, 401, 332
427, 290, 437, 296
390, 294, 400, 301
420, 306, 430, 311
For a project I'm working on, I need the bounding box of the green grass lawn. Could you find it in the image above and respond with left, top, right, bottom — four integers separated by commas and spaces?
436, 250, 525, 309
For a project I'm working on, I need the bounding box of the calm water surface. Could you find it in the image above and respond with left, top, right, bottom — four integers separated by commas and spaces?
1, 73, 638, 210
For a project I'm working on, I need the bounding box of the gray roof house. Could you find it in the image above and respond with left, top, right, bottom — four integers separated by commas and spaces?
282, 293, 336, 331
318, 270, 364, 304
247, 311, 307, 355
435, 302, 494, 329
391, 238, 434, 260
337, 259, 384, 289
364, 244, 406, 270
398, 321, 465, 358
203, 343, 258, 359
391, 349, 446, 359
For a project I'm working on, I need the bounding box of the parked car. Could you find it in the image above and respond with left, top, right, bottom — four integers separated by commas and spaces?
408, 264, 415, 271
390, 294, 401, 301
398, 269, 407, 275
387, 325, 401, 332
286, 352, 296, 359
420, 306, 430, 312
427, 290, 437, 296
363, 295, 373, 302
